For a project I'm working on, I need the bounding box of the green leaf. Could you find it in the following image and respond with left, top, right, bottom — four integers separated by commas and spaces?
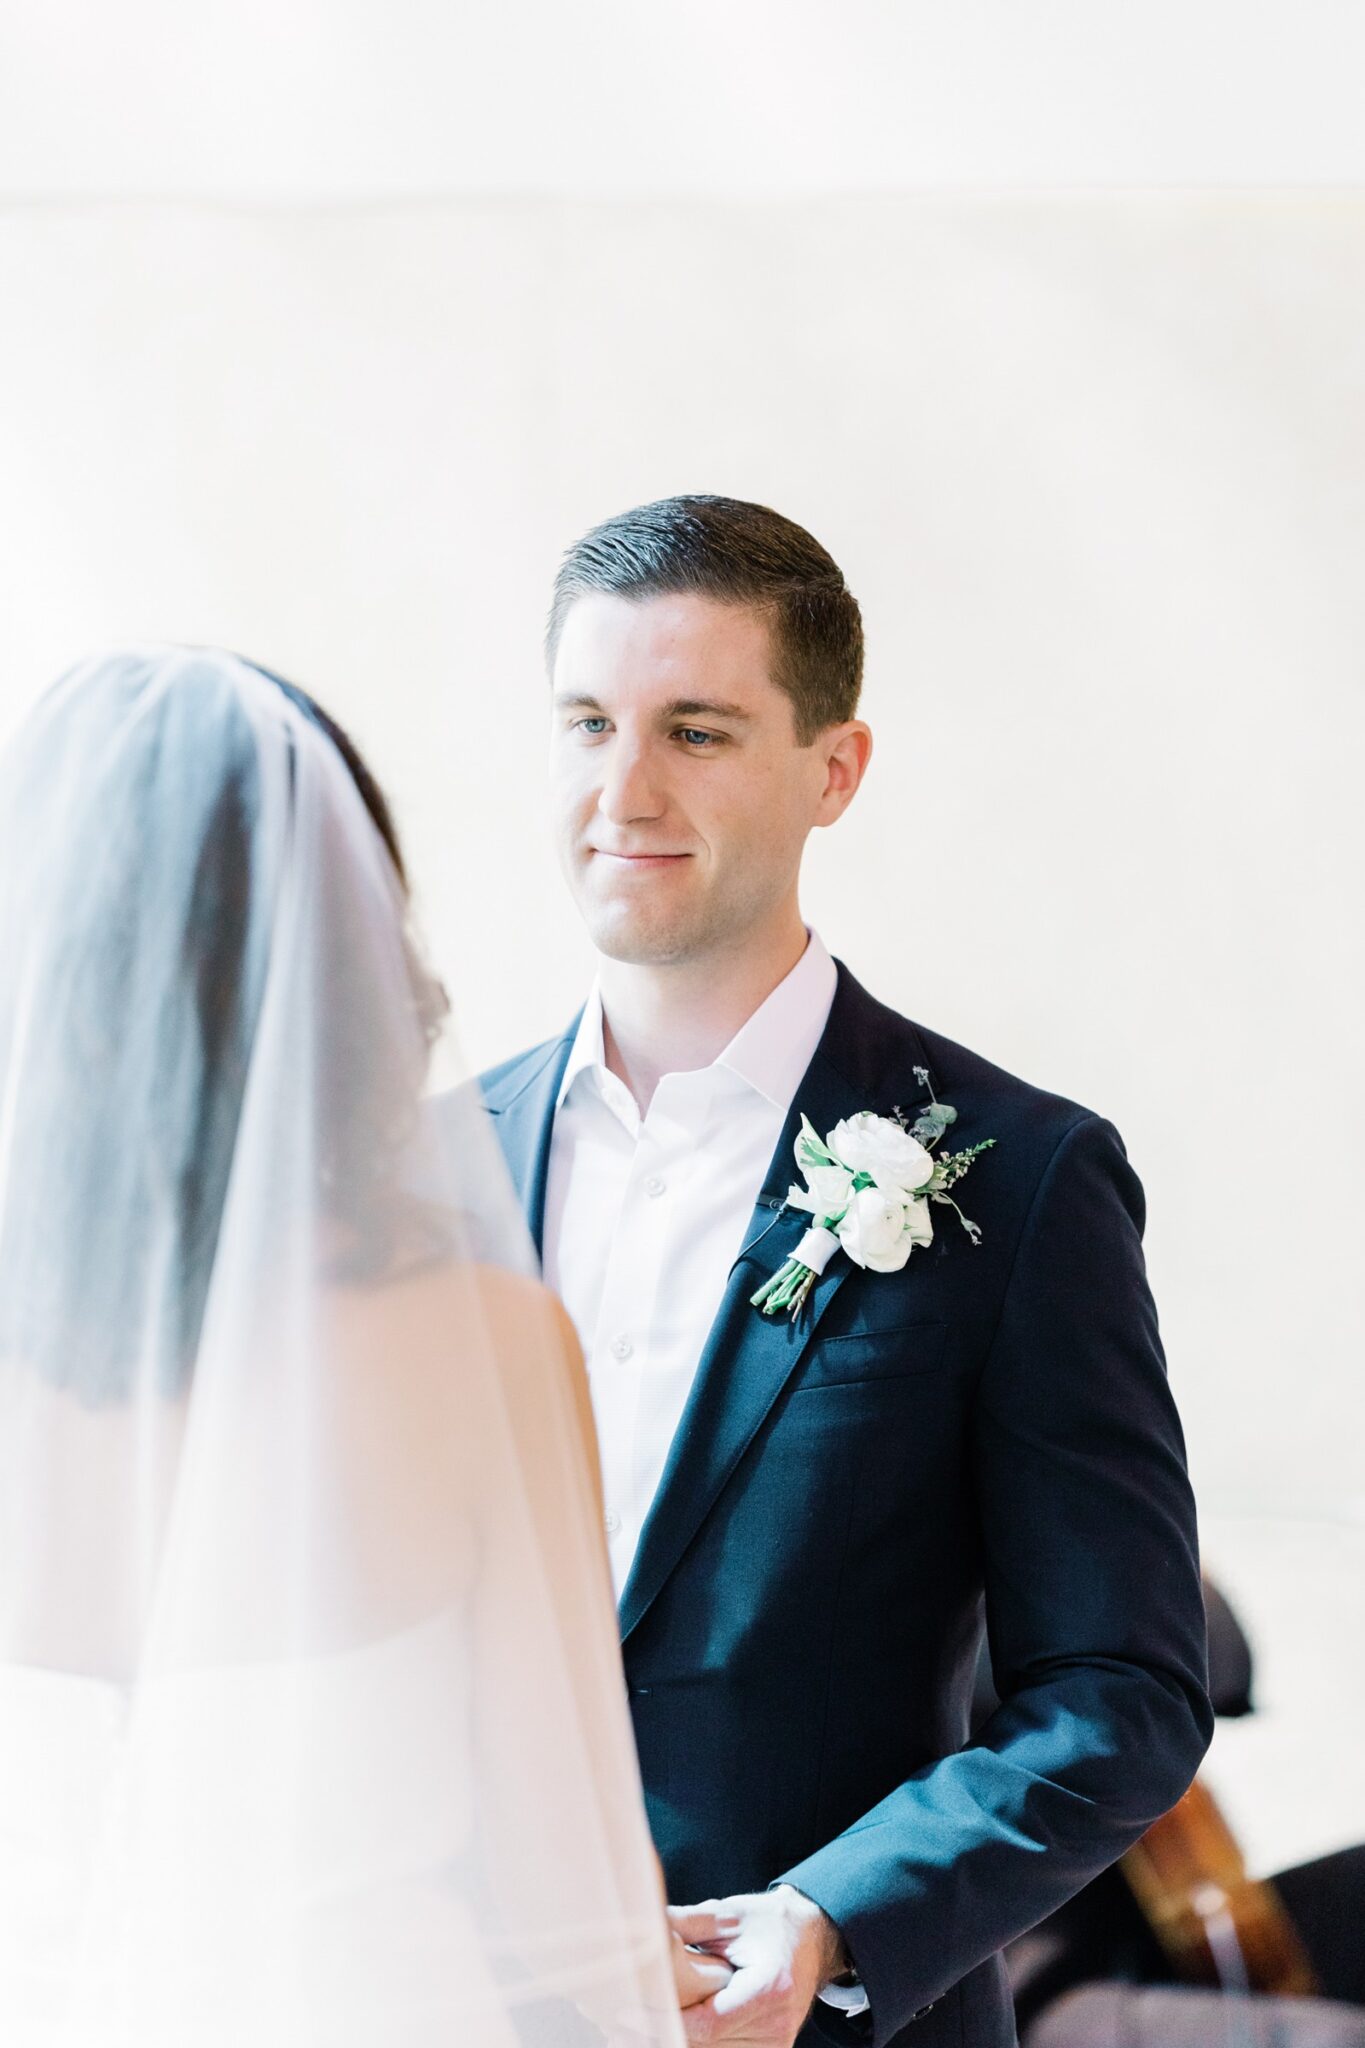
794, 1112, 836, 1172
910, 1104, 956, 1146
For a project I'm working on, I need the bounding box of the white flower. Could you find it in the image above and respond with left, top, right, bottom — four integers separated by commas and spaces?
903, 1194, 934, 1249
753, 1089, 990, 1320
787, 1163, 855, 1222
837, 1186, 934, 1273
828, 1112, 935, 1197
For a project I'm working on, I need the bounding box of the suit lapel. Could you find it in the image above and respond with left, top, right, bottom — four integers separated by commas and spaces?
618, 977, 913, 1641
483, 1024, 578, 1259
487, 966, 929, 1647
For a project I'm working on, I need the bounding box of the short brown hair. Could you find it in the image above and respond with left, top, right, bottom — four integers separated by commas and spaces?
547, 495, 863, 743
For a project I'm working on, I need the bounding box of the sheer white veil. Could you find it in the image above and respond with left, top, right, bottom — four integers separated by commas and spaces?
0, 647, 682, 2046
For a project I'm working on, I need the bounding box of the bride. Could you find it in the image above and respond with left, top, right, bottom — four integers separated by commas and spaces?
0, 647, 724, 2044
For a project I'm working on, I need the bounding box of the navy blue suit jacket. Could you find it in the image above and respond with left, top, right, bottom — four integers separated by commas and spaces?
481, 963, 1212, 2048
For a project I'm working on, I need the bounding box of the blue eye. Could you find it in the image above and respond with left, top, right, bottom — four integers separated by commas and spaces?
676, 728, 719, 748
575, 718, 609, 736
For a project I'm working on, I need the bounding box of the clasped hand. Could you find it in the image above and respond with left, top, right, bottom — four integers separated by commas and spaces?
670, 1885, 847, 2046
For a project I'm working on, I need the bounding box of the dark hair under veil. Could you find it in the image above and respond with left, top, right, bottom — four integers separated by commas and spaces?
0, 646, 436, 1404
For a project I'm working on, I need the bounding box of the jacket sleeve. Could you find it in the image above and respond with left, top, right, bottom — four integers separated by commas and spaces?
778, 1113, 1213, 2045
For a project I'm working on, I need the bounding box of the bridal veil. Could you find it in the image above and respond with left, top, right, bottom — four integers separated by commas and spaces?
0, 647, 682, 2045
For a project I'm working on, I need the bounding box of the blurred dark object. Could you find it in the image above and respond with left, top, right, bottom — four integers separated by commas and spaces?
972, 1578, 1365, 2040
1204, 1579, 1255, 1718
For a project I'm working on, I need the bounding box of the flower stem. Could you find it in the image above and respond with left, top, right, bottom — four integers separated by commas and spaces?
751, 1258, 818, 1320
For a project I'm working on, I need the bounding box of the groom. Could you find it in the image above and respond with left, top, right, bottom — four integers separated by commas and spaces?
481, 497, 1211, 2047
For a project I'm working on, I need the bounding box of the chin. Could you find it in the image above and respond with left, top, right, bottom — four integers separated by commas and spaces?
585, 901, 704, 967
591, 928, 691, 968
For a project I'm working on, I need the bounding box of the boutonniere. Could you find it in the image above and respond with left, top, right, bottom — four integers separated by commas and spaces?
751, 1067, 997, 1320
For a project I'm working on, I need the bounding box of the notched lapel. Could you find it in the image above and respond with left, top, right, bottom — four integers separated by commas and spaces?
483, 1033, 575, 1259
488, 964, 935, 1649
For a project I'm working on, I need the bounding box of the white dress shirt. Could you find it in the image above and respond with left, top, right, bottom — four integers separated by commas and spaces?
542, 929, 838, 1600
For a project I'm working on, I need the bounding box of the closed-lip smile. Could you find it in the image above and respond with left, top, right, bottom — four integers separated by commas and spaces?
591, 849, 690, 863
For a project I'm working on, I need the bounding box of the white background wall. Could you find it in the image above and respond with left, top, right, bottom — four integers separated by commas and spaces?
1, 2, 1361, 1879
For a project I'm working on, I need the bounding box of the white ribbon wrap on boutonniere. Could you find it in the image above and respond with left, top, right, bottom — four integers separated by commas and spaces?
751, 1067, 997, 1321
790, 1225, 843, 1276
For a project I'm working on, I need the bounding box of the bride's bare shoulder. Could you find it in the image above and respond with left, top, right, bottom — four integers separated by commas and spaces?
461, 1262, 576, 1343
323, 1257, 603, 1553
332, 1256, 580, 1380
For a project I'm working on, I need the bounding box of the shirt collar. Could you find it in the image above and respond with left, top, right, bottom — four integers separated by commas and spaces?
556, 982, 610, 1109
714, 928, 837, 1108
555, 928, 837, 1115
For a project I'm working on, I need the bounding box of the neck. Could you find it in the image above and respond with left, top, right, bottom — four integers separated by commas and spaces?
598, 904, 810, 1115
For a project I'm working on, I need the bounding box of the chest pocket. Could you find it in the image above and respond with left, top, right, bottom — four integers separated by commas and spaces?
795, 1317, 949, 1389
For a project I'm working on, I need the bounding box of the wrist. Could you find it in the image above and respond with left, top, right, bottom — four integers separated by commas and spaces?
775, 1883, 850, 1989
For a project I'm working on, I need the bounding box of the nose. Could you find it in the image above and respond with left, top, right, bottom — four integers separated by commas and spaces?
596, 734, 665, 829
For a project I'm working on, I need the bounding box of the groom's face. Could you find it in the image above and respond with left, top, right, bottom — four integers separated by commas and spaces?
549, 591, 837, 966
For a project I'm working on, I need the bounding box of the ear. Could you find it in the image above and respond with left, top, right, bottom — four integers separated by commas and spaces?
813, 722, 873, 826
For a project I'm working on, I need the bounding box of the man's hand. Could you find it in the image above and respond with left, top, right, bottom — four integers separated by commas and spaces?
672, 1929, 736, 2009
668, 1886, 849, 2046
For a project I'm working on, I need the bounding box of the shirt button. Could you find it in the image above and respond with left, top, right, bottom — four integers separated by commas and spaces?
644, 1175, 666, 1197
604, 1509, 622, 1535
611, 1334, 634, 1361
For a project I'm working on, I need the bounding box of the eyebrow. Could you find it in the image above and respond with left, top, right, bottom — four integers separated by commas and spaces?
553, 692, 754, 724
